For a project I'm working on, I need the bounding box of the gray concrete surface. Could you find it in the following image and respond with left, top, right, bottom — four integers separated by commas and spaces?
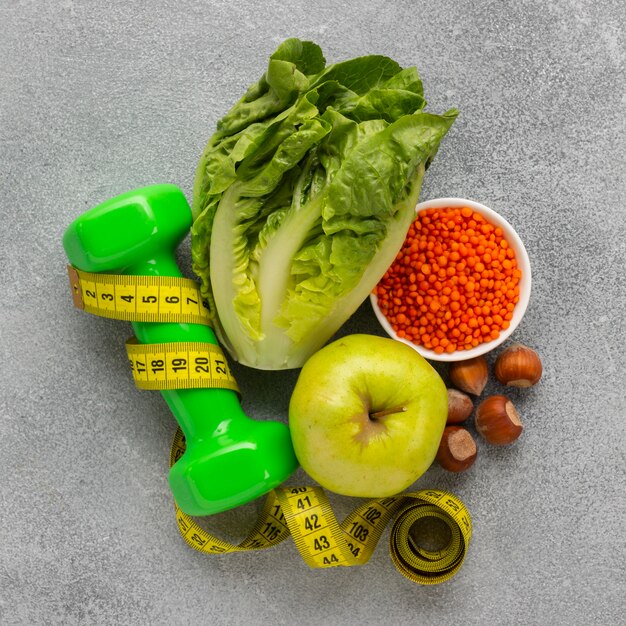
1, 1, 625, 624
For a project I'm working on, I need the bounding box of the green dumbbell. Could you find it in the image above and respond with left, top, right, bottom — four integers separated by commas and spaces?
63, 184, 298, 515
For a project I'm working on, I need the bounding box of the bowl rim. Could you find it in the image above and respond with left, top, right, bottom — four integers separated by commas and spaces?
370, 197, 532, 362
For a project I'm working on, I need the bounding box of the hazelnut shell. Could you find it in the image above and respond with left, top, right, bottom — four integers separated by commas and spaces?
446, 388, 474, 424
436, 426, 477, 472
449, 356, 488, 396
494, 343, 543, 387
475, 395, 523, 445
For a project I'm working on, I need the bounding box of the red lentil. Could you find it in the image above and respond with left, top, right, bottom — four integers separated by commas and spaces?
374, 206, 522, 354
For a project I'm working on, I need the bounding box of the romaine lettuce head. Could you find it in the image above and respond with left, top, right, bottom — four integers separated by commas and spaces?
192, 38, 457, 369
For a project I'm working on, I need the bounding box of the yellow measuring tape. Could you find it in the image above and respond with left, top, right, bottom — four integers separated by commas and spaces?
67, 265, 472, 585
68, 265, 211, 325
125, 338, 239, 392
171, 429, 471, 585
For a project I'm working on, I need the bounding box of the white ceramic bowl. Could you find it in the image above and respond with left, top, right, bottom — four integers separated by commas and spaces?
370, 198, 531, 362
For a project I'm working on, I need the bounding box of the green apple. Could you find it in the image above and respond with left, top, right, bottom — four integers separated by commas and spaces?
288, 334, 448, 497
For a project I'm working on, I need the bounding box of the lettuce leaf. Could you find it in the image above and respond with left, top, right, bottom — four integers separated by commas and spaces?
192, 38, 457, 369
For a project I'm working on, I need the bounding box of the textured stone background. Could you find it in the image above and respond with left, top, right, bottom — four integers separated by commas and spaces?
1, 1, 624, 624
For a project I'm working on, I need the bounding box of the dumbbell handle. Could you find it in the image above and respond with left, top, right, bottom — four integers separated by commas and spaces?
126, 250, 245, 441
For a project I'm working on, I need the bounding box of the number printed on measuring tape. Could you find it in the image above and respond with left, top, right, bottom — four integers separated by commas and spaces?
278, 487, 352, 568
126, 339, 239, 392
67, 265, 211, 326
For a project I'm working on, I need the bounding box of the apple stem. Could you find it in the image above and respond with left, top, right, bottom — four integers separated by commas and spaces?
369, 406, 407, 420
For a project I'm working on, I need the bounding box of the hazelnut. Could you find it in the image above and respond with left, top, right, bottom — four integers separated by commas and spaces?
436, 426, 477, 472
449, 356, 488, 396
475, 395, 523, 445
494, 343, 542, 387
447, 389, 473, 424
